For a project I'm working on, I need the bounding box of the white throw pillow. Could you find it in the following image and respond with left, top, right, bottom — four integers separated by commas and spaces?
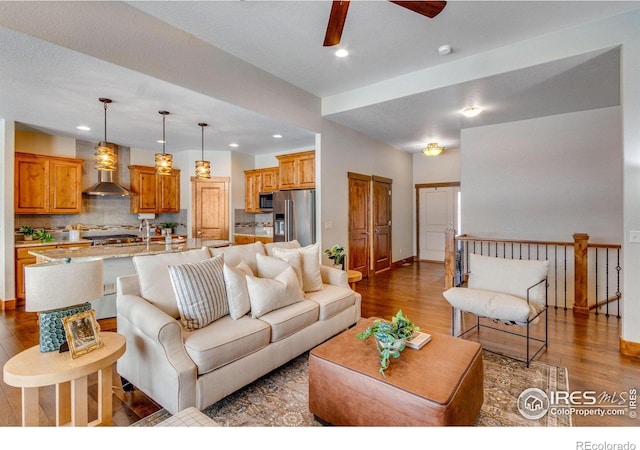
256, 252, 292, 279
245, 266, 304, 318
168, 254, 228, 330
265, 249, 303, 288
223, 263, 252, 320
210, 242, 266, 275
270, 243, 322, 293
468, 254, 549, 308
264, 240, 301, 256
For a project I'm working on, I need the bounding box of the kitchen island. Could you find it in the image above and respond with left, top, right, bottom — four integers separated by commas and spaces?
28, 239, 229, 320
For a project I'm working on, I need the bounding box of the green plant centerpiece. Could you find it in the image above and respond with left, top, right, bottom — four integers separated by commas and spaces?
19, 225, 35, 240
323, 244, 345, 269
356, 309, 419, 376
33, 228, 54, 243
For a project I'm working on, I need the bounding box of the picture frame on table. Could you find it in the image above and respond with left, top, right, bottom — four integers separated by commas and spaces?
61, 309, 103, 358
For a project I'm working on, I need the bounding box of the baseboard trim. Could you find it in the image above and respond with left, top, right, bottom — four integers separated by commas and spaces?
391, 256, 415, 270
1, 298, 17, 311
620, 336, 640, 358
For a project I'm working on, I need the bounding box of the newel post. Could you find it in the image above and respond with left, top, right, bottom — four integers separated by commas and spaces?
573, 233, 590, 316
444, 228, 456, 290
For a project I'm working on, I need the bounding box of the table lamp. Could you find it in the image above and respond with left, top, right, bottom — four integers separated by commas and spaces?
25, 258, 104, 352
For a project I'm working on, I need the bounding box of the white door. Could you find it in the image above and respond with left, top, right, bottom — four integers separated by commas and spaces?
418, 186, 460, 262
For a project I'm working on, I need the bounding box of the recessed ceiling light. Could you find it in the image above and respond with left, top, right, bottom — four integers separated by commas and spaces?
462, 106, 483, 118
229, 143, 239, 148
335, 49, 349, 58
272, 134, 283, 139
156, 139, 166, 144
76, 125, 91, 131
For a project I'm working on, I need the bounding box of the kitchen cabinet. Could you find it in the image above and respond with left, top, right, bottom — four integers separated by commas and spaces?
244, 167, 279, 213
276, 150, 315, 190
15, 241, 92, 301
234, 235, 273, 245
14, 152, 84, 214
129, 165, 180, 214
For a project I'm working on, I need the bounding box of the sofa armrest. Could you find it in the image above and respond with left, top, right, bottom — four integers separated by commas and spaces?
116, 289, 198, 414
320, 265, 349, 288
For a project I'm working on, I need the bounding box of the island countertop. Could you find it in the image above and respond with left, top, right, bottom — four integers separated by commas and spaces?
28, 239, 230, 262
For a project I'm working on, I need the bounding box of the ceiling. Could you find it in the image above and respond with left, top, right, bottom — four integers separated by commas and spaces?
0, 1, 638, 156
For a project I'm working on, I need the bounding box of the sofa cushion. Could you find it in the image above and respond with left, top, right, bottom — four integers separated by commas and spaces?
183, 315, 271, 375
223, 262, 253, 320
270, 243, 323, 293
443, 287, 537, 324
246, 266, 304, 318
304, 284, 356, 320
468, 254, 549, 309
132, 248, 210, 318
211, 242, 266, 275
258, 300, 319, 342
168, 254, 228, 330
264, 239, 300, 256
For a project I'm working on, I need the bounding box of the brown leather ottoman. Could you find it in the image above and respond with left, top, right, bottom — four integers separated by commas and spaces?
309, 318, 483, 426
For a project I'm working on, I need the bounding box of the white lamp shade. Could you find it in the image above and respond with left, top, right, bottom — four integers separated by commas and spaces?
25, 259, 104, 312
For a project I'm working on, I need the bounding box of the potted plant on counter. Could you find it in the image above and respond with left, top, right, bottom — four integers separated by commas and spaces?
19, 225, 35, 241
159, 222, 176, 236
33, 228, 54, 243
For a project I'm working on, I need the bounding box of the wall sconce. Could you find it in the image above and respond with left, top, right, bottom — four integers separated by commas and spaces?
421, 142, 444, 156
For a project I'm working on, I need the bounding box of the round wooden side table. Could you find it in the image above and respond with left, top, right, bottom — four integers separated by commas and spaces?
347, 269, 363, 290
3, 332, 126, 427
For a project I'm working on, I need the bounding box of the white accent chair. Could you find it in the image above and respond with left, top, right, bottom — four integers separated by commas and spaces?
443, 253, 549, 367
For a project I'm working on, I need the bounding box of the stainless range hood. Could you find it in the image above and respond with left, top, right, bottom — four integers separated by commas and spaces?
83, 170, 131, 197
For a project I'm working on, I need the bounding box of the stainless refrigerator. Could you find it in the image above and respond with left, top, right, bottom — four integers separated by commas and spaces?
273, 189, 316, 247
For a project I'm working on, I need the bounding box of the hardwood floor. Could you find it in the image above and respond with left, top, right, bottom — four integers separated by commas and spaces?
1, 261, 639, 427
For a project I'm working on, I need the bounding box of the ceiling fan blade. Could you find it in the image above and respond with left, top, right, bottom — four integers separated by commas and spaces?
389, 1, 447, 19
324, 0, 350, 47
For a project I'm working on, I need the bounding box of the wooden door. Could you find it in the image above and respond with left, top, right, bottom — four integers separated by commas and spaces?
192, 177, 229, 241
373, 176, 392, 274
348, 172, 370, 279
416, 183, 460, 262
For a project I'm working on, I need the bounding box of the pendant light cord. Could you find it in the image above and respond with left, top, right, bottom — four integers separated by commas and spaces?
103, 101, 108, 142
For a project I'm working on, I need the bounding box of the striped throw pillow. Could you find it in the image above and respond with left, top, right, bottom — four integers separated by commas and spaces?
168, 254, 228, 330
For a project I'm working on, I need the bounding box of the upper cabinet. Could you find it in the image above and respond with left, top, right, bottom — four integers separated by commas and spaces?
244, 167, 279, 213
14, 152, 84, 214
129, 165, 180, 214
276, 150, 315, 190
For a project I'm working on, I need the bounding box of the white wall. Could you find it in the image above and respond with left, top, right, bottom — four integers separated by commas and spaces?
461, 107, 622, 244
319, 120, 414, 266
0, 119, 15, 302
412, 147, 461, 185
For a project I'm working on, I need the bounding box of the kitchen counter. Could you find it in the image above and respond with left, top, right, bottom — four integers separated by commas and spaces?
15, 239, 92, 248
28, 239, 229, 262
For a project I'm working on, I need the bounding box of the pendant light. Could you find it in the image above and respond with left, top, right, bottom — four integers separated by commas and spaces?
195, 122, 211, 179
155, 110, 173, 175
95, 98, 118, 171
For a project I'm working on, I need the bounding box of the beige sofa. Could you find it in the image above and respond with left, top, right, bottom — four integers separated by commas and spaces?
116, 241, 361, 415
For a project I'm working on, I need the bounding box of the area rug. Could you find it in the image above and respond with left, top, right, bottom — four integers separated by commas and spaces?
132, 350, 570, 427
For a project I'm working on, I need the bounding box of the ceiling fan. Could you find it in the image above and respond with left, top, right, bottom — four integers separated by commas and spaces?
324, 0, 447, 47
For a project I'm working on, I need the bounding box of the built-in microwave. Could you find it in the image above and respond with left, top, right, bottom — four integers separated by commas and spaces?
258, 192, 274, 211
